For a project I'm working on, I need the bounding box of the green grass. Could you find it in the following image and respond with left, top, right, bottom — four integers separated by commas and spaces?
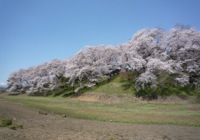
86, 76, 135, 95
4, 95, 200, 127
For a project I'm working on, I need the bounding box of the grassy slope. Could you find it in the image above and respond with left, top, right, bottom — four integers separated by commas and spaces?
85, 76, 135, 95
4, 95, 200, 127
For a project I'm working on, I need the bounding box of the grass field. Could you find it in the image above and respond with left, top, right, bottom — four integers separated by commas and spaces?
4, 94, 200, 127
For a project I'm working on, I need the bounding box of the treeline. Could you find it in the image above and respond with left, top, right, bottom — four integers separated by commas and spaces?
7, 25, 200, 97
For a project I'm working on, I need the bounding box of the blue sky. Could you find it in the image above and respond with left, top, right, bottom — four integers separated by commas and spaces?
0, 0, 200, 84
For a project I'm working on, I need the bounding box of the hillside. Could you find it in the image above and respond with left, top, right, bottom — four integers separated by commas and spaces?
87, 75, 135, 95
7, 25, 200, 97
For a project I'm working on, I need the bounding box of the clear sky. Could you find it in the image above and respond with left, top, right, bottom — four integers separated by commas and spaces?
0, 0, 200, 84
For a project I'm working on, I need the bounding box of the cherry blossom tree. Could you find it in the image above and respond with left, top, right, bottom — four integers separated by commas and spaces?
7, 26, 200, 94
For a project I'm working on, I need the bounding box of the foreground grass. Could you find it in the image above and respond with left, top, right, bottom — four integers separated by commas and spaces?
4, 95, 200, 127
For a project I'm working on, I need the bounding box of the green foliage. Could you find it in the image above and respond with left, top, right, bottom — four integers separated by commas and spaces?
135, 73, 200, 100
109, 137, 116, 140
29, 91, 51, 96
135, 84, 199, 100
0, 118, 12, 127
39, 111, 48, 115
57, 75, 69, 89
0, 118, 23, 130
52, 88, 67, 96
28, 72, 199, 99
9, 123, 23, 130
43, 83, 50, 88
0, 90, 6, 94
135, 86, 158, 100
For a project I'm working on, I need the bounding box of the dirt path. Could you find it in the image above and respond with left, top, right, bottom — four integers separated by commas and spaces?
0, 96, 200, 140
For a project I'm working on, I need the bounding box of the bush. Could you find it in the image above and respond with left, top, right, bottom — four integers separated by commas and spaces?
135, 86, 158, 100
135, 73, 198, 100
0, 118, 12, 127
39, 111, 48, 115
109, 137, 116, 140
52, 88, 66, 96
135, 83, 199, 100
0, 118, 23, 130
9, 123, 23, 130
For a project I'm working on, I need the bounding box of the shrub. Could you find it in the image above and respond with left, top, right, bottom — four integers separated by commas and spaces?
39, 111, 48, 115
9, 123, 23, 130
0, 118, 12, 127
135, 83, 199, 100
52, 88, 66, 96
135, 86, 158, 100
109, 137, 116, 140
